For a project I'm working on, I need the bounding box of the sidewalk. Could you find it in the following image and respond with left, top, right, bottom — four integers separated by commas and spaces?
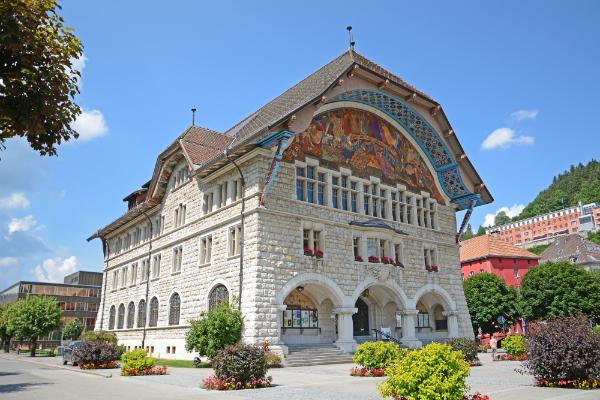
0, 351, 117, 378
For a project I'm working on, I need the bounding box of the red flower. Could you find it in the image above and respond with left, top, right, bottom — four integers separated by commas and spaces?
368, 256, 380, 263
303, 248, 313, 255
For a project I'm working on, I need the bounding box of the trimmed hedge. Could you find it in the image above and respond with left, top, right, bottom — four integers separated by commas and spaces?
352, 341, 405, 369
447, 338, 479, 362
501, 335, 526, 356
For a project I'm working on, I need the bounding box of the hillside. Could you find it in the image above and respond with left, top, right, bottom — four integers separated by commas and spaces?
517, 160, 600, 220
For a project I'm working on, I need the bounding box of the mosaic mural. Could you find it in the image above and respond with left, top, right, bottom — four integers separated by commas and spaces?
282, 108, 445, 202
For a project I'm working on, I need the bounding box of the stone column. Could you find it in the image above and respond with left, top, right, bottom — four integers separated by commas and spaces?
401, 309, 422, 348
226, 179, 233, 205
325, 171, 333, 207
357, 182, 365, 215
271, 304, 288, 356
333, 307, 358, 352
443, 310, 459, 338
385, 190, 393, 221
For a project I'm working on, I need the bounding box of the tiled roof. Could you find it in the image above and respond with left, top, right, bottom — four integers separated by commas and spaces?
459, 235, 540, 262
540, 234, 600, 265
179, 126, 233, 166
225, 50, 435, 148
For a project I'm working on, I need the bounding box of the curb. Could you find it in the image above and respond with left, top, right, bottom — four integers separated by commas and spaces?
0, 355, 114, 378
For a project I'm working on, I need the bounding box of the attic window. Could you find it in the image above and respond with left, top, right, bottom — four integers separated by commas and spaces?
173, 167, 189, 189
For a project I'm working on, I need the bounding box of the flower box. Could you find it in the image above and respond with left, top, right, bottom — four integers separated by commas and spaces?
354, 255, 363, 262
314, 250, 324, 259
368, 256, 380, 263
430, 264, 439, 272
394, 260, 404, 268
425, 264, 432, 271
381, 256, 393, 264
303, 248, 314, 257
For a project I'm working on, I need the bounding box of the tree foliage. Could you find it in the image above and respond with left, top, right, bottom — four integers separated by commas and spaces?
80, 330, 118, 344
463, 273, 517, 334
62, 318, 83, 340
185, 302, 242, 358
527, 244, 550, 256
0, 0, 83, 155
519, 261, 600, 322
588, 230, 600, 246
6, 296, 61, 356
517, 160, 600, 220
494, 211, 511, 226
0, 307, 10, 352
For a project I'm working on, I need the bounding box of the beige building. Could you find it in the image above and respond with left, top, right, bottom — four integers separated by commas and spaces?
89, 50, 492, 359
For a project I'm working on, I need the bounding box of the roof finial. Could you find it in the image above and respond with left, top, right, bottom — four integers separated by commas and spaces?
191, 107, 197, 126
346, 26, 355, 51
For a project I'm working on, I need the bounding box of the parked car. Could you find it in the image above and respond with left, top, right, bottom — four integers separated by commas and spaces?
62, 341, 84, 366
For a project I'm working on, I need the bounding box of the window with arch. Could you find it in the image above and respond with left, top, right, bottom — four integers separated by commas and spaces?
108, 305, 116, 330
169, 293, 181, 325
149, 297, 159, 327
137, 299, 146, 328
117, 304, 125, 329
208, 284, 229, 311
126, 302, 135, 329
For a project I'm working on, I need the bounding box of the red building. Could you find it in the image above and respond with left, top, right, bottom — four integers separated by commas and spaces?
459, 235, 540, 287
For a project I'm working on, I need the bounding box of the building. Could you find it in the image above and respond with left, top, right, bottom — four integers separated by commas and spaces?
88, 49, 493, 359
540, 234, 600, 271
486, 202, 600, 248
459, 235, 540, 287
0, 271, 102, 345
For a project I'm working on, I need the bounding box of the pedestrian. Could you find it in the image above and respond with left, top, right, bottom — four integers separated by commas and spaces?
489, 336, 498, 361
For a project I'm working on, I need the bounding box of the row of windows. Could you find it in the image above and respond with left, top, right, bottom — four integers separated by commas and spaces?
202, 179, 243, 214
58, 301, 98, 312
20, 284, 100, 298
295, 164, 437, 229
107, 285, 229, 330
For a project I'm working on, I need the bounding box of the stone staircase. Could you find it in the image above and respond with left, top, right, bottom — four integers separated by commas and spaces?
284, 344, 355, 367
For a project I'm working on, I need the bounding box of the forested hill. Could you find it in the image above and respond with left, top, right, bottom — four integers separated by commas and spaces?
517, 160, 600, 220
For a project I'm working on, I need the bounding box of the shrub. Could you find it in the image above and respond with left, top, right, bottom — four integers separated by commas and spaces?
592, 325, 600, 335
447, 338, 479, 362
501, 335, 526, 356
211, 344, 268, 385
379, 342, 469, 400
185, 302, 242, 358
264, 352, 282, 368
72, 341, 119, 368
62, 319, 83, 340
521, 313, 600, 386
121, 349, 154, 371
353, 341, 405, 369
80, 330, 118, 344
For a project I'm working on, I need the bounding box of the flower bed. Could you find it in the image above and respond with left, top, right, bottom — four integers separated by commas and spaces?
80, 360, 119, 369
121, 366, 167, 376
496, 353, 527, 361
536, 378, 600, 389
202, 375, 272, 390
393, 393, 489, 400
425, 264, 439, 272
354, 255, 363, 262
350, 366, 385, 377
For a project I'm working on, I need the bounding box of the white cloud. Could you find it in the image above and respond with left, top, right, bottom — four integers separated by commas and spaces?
72, 109, 108, 141
7, 214, 38, 235
34, 256, 78, 283
483, 204, 526, 227
71, 53, 87, 75
511, 109, 539, 121
0, 257, 17, 267
0, 192, 30, 210
481, 128, 534, 150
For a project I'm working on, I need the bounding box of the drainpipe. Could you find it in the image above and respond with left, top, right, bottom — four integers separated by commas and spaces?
99, 237, 110, 330
224, 149, 245, 311
141, 211, 153, 349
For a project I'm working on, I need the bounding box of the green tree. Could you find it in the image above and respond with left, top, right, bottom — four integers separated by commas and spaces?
494, 211, 511, 226
6, 296, 61, 356
588, 230, 600, 246
519, 261, 600, 322
0, 0, 83, 155
460, 224, 474, 241
0, 307, 11, 353
463, 273, 517, 334
476, 225, 486, 236
62, 318, 83, 340
185, 302, 242, 358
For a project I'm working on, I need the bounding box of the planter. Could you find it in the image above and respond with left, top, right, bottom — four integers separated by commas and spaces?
394, 261, 404, 268
303, 248, 314, 257
354, 256, 363, 262
368, 256, 380, 263
314, 250, 324, 259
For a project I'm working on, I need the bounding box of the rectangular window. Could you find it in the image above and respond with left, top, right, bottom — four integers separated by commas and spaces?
350, 181, 358, 213
394, 243, 402, 262
172, 246, 183, 273
303, 229, 310, 250
317, 173, 325, 205
152, 254, 161, 279
130, 263, 137, 285
367, 238, 379, 258
353, 237, 360, 258
331, 176, 339, 208
417, 312, 430, 328
302, 228, 322, 252
121, 267, 128, 288
228, 225, 241, 257
313, 230, 321, 251
363, 185, 370, 214
296, 167, 305, 201
174, 204, 186, 228
112, 270, 118, 290
200, 236, 212, 265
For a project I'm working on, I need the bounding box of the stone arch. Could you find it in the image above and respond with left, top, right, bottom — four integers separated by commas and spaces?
276, 273, 346, 307
411, 283, 456, 311
350, 276, 409, 309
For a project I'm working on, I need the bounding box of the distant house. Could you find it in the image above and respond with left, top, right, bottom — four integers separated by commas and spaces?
460, 235, 540, 287
540, 234, 600, 271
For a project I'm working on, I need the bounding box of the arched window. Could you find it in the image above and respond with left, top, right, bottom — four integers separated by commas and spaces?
149, 297, 159, 327
137, 299, 146, 328
117, 304, 125, 329
169, 293, 181, 325
208, 284, 229, 311
126, 302, 135, 329
108, 305, 116, 330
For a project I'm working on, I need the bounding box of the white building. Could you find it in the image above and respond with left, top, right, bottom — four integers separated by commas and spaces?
89, 50, 493, 359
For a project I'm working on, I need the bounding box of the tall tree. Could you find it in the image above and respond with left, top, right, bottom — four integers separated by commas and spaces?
519, 261, 600, 322
0, 0, 83, 155
463, 273, 517, 334
476, 225, 487, 237
0, 307, 10, 353
6, 296, 61, 356
62, 318, 83, 340
460, 224, 474, 240
494, 211, 511, 226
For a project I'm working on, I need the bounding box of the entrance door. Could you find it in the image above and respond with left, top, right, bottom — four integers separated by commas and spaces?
353, 298, 369, 336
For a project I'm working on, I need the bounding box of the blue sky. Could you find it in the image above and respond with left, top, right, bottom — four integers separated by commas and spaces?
1, 0, 599, 289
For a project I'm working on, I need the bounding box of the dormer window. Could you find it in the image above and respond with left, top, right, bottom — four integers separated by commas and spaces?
173, 166, 189, 189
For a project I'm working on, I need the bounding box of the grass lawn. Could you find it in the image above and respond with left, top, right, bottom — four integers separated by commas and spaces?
154, 359, 210, 368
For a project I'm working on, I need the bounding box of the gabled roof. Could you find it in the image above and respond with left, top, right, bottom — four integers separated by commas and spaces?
540, 234, 600, 265
180, 126, 233, 166
460, 235, 540, 263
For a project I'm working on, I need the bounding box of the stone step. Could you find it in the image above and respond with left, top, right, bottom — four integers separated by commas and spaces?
283, 344, 355, 367
285, 357, 355, 367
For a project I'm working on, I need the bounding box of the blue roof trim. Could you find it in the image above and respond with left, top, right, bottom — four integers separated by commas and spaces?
254, 130, 295, 149
326, 89, 483, 209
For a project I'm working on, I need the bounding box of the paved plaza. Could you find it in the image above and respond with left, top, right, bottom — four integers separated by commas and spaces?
0, 353, 598, 400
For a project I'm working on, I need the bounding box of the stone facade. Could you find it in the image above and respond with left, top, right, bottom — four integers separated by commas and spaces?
93, 52, 486, 360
